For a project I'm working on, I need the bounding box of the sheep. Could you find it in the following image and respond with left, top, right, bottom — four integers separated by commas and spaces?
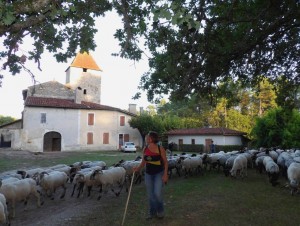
1, 177, 20, 185
223, 155, 238, 177
216, 153, 231, 172
204, 153, 222, 171
0, 193, 9, 226
69, 161, 106, 183
181, 156, 203, 177
167, 156, 182, 178
287, 162, 300, 195
230, 154, 247, 178
90, 167, 127, 200
263, 156, 280, 186
16, 167, 46, 179
277, 152, 294, 178
0, 171, 23, 181
255, 155, 266, 174
115, 160, 143, 184
0, 178, 41, 218
81, 161, 106, 169
71, 166, 103, 198
48, 164, 72, 177
37, 171, 68, 200
241, 152, 254, 169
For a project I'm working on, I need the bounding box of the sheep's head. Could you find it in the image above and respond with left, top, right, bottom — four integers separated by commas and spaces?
290, 179, 299, 189
16, 170, 27, 179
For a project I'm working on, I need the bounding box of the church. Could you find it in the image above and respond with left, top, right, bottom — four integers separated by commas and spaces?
0, 53, 142, 152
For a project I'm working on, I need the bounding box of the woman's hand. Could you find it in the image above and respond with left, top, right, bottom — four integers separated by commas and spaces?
162, 172, 168, 184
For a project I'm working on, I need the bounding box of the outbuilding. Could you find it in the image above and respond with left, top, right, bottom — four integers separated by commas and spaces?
166, 127, 249, 153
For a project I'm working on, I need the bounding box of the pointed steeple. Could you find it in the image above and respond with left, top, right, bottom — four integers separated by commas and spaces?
70, 52, 102, 72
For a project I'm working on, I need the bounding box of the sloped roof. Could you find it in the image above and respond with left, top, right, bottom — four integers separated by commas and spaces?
70, 52, 102, 71
24, 96, 136, 116
0, 119, 22, 129
166, 127, 246, 136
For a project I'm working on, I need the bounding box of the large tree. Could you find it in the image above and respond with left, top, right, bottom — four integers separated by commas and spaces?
0, 0, 111, 82
1, 0, 300, 106
114, 0, 300, 105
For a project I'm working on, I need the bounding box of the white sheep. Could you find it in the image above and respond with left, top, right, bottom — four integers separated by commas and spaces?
287, 162, 300, 195
71, 167, 103, 198
0, 178, 41, 218
181, 156, 203, 177
223, 155, 238, 176
167, 156, 183, 178
48, 164, 72, 177
81, 161, 106, 169
255, 155, 266, 174
90, 167, 127, 200
38, 171, 68, 200
17, 167, 46, 179
1, 177, 20, 185
230, 154, 247, 178
0, 193, 9, 225
263, 156, 280, 186
117, 160, 143, 184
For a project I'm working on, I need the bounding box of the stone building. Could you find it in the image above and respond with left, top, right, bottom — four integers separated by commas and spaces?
0, 52, 142, 152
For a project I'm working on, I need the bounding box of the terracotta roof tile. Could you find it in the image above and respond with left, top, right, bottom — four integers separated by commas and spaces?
70, 52, 102, 71
24, 96, 136, 116
166, 127, 246, 136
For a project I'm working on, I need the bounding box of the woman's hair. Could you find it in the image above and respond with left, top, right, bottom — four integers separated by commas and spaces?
148, 131, 159, 144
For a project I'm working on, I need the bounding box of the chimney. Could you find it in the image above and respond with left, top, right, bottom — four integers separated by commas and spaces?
128, 104, 137, 114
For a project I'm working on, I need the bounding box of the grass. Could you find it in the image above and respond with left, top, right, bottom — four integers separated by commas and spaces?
0, 150, 299, 226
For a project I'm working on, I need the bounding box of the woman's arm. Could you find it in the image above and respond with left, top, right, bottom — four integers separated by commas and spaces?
134, 148, 146, 172
160, 146, 169, 183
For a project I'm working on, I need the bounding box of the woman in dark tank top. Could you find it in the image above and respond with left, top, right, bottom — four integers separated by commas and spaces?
134, 131, 168, 220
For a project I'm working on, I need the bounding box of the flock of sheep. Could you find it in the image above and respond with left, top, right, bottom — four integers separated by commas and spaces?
0, 147, 300, 225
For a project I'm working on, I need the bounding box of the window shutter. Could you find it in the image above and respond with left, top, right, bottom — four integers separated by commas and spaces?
124, 134, 129, 142
120, 116, 125, 126
87, 132, 93, 144
88, 113, 94, 125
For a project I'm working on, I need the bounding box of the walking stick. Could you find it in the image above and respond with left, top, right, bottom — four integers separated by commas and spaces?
121, 171, 135, 226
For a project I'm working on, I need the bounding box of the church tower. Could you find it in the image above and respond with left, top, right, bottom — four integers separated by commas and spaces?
65, 52, 102, 104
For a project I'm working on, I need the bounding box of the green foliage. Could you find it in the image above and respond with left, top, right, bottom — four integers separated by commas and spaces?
2, 1, 299, 106
282, 109, 300, 148
251, 108, 300, 148
0, 0, 112, 78
114, 1, 300, 107
0, 115, 15, 126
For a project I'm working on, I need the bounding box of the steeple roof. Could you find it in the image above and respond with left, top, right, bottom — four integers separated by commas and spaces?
70, 52, 102, 71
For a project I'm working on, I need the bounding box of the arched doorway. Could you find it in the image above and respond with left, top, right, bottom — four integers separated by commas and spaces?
43, 132, 61, 152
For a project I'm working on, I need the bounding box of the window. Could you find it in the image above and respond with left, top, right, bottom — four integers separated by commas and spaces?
103, 133, 109, 144
191, 139, 195, 145
87, 132, 93, 144
88, 113, 94, 125
120, 116, 125, 126
83, 89, 87, 94
41, 113, 46, 124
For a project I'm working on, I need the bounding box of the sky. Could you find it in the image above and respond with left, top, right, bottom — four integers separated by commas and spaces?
0, 11, 153, 119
